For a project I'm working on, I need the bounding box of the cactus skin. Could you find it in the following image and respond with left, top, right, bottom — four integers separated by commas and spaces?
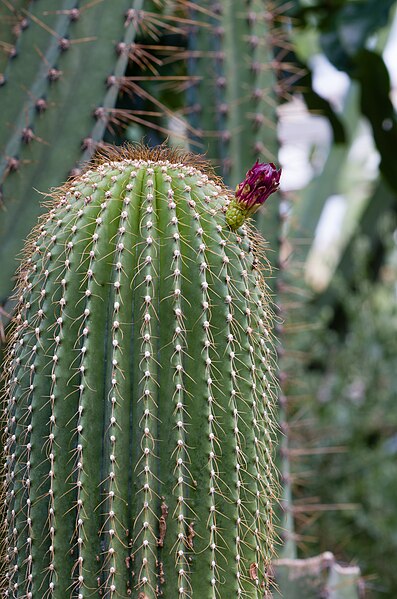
185, 0, 286, 280
2, 145, 277, 598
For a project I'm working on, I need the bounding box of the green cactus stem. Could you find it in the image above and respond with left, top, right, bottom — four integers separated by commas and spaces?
2, 145, 278, 598
0, 0, 28, 77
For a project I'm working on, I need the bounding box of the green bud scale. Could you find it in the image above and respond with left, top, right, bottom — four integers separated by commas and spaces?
2, 145, 277, 599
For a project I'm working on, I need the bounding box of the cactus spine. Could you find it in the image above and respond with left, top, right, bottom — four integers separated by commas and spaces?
2, 146, 277, 598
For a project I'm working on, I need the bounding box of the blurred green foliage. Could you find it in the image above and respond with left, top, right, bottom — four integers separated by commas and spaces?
298, 229, 397, 598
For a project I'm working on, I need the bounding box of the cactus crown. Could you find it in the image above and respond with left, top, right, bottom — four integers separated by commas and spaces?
2, 145, 277, 599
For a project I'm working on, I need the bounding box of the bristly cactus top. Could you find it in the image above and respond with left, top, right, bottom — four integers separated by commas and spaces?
2, 145, 278, 599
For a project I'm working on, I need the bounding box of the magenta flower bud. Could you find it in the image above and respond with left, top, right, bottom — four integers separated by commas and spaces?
226, 161, 281, 230
236, 161, 281, 207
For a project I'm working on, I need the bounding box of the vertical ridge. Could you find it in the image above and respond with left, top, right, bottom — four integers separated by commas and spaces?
131, 165, 160, 599
181, 174, 234, 598
74, 168, 123, 596
95, 167, 132, 598
156, 164, 186, 597
3, 206, 63, 596
49, 194, 101, 599
223, 234, 261, 597
49, 176, 114, 597
166, 170, 192, 599
103, 165, 140, 598
28, 202, 81, 597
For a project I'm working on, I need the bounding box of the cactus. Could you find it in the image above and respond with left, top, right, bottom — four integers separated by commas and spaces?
187, 0, 283, 184
0, 0, 189, 302
1, 145, 278, 598
0, 1, 29, 77
185, 0, 291, 258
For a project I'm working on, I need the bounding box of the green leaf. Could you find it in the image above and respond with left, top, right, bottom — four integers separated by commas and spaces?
356, 49, 397, 196
320, 0, 396, 70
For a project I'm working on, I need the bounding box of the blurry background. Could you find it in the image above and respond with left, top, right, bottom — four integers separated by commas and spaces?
0, 1, 396, 597
271, 3, 397, 596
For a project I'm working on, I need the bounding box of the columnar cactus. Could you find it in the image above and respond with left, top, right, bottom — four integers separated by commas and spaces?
2, 145, 277, 598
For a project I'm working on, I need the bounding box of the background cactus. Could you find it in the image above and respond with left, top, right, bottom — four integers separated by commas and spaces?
0, 0, 190, 302
2, 145, 278, 598
0, 0, 291, 304
186, 0, 291, 262
271, 553, 363, 599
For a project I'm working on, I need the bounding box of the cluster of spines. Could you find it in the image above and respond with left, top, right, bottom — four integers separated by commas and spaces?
2, 150, 277, 598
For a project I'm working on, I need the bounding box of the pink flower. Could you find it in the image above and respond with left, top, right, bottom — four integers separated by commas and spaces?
235, 161, 281, 208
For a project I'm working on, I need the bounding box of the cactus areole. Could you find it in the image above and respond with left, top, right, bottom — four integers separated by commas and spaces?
2, 145, 277, 598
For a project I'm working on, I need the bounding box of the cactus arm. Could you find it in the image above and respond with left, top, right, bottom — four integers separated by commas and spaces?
0, 0, 100, 296
272, 553, 362, 599
250, 0, 282, 260
187, 0, 280, 190
186, 1, 226, 168
78, 0, 145, 163
251, 0, 279, 165
222, 0, 254, 185
328, 561, 362, 599
0, 0, 72, 152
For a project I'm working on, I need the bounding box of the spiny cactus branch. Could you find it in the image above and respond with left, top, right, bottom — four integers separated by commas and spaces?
2, 144, 278, 598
